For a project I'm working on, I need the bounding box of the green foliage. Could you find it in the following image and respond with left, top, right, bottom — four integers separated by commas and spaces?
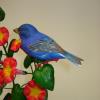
7, 50, 14, 57
0, 51, 2, 61
24, 56, 45, 69
0, 88, 3, 95
0, 7, 56, 99
11, 84, 26, 100
24, 56, 33, 68
0, 7, 5, 22
0, 29, 56, 99
33, 64, 55, 91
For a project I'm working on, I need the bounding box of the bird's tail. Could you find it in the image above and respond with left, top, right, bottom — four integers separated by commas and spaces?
62, 51, 83, 65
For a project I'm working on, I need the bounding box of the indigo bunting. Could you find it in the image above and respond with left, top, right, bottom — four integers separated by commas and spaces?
14, 24, 83, 65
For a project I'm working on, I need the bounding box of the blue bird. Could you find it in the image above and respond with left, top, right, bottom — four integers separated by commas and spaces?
13, 24, 83, 65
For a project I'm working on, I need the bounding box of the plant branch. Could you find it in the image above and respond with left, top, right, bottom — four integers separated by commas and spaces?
5, 42, 8, 48
33, 62, 37, 69
21, 83, 27, 87
12, 75, 16, 86
30, 64, 34, 74
2, 53, 6, 56
26, 72, 32, 74
4, 88, 12, 89
13, 80, 15, 86
3, 45, 8, 56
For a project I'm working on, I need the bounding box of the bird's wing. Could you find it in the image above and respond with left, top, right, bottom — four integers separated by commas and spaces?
27, 35, 83, 65
28, 36, 64, 53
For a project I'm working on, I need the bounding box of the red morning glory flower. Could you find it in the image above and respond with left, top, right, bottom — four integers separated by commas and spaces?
3, 57, 17, 83
0, 69, 4, 87
0, 27, 9, 46
10, 39, 21, 52
24, 80, 47, 100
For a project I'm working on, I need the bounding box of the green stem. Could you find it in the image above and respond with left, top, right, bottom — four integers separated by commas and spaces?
13, 80, 15, 86
17, 71, 32, 75
5, 42, 8, 48
12, 75, 16, 86
2, 54, 6, 56
3, 45, 8, 56
21, 83, 27, 87
33, 62, 37, 69
26, 72, 32, 74
30, 64, 34, 73
4, 88, 12, 89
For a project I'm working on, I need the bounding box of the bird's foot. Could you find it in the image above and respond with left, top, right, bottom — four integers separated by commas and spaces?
35, 59, 59, 68
42, 58, 59, 65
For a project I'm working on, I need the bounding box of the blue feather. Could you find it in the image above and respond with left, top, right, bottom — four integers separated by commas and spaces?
17, 24, 83, 65
61, 51, 83, 65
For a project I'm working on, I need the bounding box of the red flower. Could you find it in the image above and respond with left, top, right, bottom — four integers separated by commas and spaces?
0, 69, 4, 87
3, 57, 17, 83
24, 80, 47, 100
10, 39, 21, 52
0, 27, 9, 46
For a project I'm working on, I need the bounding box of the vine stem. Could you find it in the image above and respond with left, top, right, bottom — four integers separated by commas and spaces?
12, 75, 16, 88
26, 72, 32, 74
21, 83, 27, 87
2, 54, 6, 56
5, 42, 8, 48
4, 88, 12, 89
33, 62, 37, 69
30, 64, 34, 74
13, 80, 15, 86
3, 45, 8, 56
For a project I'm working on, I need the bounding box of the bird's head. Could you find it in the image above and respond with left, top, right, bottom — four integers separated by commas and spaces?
13, 24, 38, 39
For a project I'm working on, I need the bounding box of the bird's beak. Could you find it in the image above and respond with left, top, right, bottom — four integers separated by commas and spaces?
13, 28, 20, 34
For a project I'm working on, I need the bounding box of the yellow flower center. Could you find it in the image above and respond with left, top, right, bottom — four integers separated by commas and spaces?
30, 86, 41, 97
4, 66, 12, 77
0, 32, 3, 40
15, 40, 21, 45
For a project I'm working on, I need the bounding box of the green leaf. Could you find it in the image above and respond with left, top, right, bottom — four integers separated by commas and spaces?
24, 56, 33, 69
0, 88, 3, 95
0, 7, 5, 22
24, 56, 46, 69
12, 84, 26, 100
33, 64, 55, 91
3, 93, 11, 100
7, 49, 14, 57
0, 51, 2, 61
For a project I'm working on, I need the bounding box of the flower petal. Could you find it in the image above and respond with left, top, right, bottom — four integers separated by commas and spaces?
24, 80, 47, 100
0, 27, 9, 46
